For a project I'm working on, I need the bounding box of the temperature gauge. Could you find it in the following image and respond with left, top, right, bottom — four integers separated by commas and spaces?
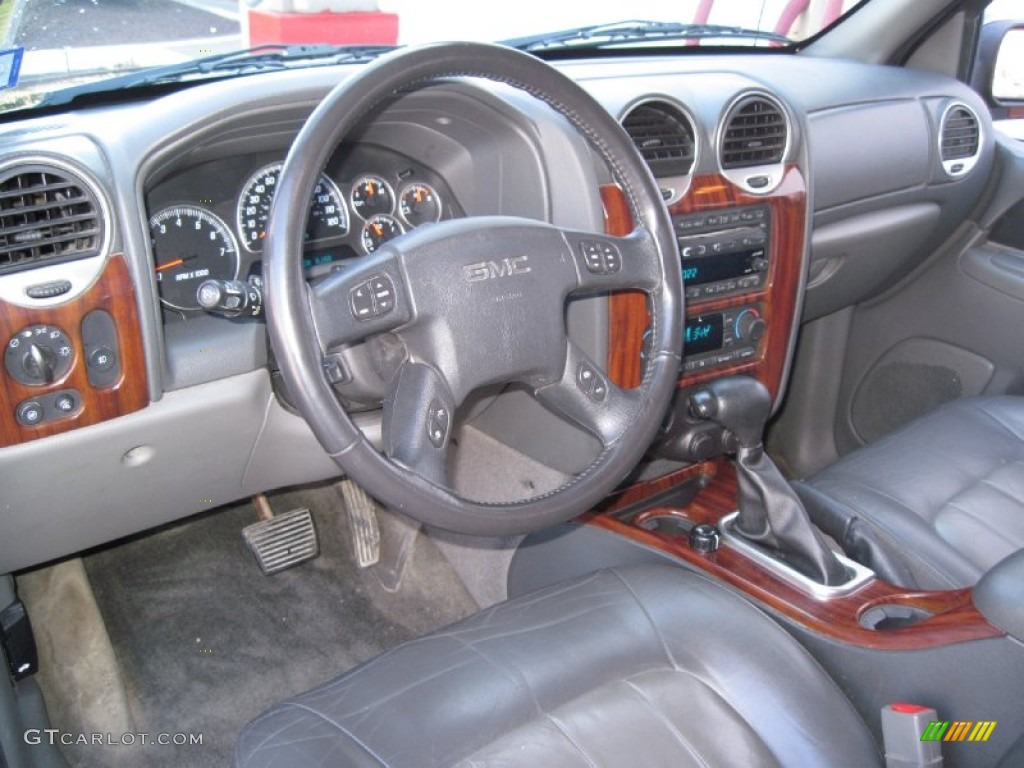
399, 183, 442, 227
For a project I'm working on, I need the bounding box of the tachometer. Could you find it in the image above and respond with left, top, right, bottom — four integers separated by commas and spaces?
237, 163, 348, 252
151, 205, 239, 311
361, 214, 404, 253
399, 183, 442, 227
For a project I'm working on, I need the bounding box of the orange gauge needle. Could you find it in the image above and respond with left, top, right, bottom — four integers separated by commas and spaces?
415, 189, 423, 203
156, 258, 184, 272
373, 223, 383, 236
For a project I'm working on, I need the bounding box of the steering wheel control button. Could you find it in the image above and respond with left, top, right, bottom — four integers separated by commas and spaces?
25, 280, 72, 300
580, 240, 622, 275
369, 276, 395, 314
689, 523, 722, 554
350, 275, 397, 321
5, 325, 74, 386
16, 401, 44, 426
427, 399, 450, 448
81, 310, 122, 389
350, 283, 374, 319
576, 361, 608, 403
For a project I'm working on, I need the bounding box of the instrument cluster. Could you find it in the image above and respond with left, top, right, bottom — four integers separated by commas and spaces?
147, 147, 458, 314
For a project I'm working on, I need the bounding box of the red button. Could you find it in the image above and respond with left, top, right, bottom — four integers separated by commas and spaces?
890, 702, 930, 714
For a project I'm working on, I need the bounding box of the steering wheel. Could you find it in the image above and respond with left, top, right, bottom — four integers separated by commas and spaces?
265, 42, 683, 536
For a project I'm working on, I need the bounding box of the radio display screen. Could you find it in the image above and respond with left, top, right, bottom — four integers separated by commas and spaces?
684, 314, 724, 356
681, 248, 763, 286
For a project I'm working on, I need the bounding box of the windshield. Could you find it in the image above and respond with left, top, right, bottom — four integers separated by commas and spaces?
0, 0, 871, 115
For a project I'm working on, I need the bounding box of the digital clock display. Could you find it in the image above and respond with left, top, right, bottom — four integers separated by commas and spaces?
684, 314, 724, 356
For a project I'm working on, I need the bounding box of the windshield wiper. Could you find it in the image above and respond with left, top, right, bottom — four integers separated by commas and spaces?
34, 44, 397, 110
502, 20, 792, 52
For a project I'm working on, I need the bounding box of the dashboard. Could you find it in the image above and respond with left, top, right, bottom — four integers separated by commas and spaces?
0, 52, 995, 574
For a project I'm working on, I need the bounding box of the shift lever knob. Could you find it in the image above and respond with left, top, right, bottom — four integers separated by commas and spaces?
688, 376, 771, 450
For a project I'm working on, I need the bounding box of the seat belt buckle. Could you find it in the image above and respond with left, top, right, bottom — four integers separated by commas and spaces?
882, 703, 943, 768
1, 599, 38, 682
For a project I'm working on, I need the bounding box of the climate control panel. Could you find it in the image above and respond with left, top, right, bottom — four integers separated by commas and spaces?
682, 304, 766, 374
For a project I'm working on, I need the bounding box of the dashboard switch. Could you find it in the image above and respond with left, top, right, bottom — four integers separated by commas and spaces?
5, 325, 73, 387
16, 401, 44, 426
81, 310, 121, 389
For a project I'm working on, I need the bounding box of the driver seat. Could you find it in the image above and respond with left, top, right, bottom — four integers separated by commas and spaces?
236, 566, 880, 767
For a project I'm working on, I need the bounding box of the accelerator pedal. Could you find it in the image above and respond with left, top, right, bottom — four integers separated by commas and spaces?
338, 479, 381, 568
242, 495, 319, 575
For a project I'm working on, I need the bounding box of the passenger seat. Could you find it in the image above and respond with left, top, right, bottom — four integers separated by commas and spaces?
794, 396, 1024, 590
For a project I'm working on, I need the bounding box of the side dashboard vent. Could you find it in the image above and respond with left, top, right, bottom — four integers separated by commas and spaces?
720, 95, 788, 169
940, 103, 980, 177
622, 102, 696, 177
0, 165, 105, 275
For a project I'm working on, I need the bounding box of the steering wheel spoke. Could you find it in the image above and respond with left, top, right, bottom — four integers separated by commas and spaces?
382, 362, 456, 487
562, 227, 662, 296
531, 341, 641, 448
307, 252, 413, 349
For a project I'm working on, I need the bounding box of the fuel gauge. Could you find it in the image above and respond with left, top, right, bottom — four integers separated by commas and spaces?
399, 183, 442, 227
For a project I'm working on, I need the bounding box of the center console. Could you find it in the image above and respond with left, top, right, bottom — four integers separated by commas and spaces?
591, 170, 1004, 653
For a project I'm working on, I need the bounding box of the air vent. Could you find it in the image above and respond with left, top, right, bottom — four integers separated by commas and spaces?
939, 103, 980, 177
622, 102, 696, 177
720, 95, 788, 169
0, 164, 105, 275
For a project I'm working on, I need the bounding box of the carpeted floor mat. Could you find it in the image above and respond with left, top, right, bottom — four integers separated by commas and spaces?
77, 483, 478, 767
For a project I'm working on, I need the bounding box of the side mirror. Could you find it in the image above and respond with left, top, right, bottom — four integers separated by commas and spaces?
992, 27, 1024, 102
971, 21, 1024, 119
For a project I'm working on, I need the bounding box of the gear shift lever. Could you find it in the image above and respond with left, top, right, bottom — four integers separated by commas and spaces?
690, 376, 849, 586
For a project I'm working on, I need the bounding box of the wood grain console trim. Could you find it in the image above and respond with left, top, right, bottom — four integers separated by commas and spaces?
582, 460, 1003, 651
604, 166, 806, 400
0, 254, 148, 446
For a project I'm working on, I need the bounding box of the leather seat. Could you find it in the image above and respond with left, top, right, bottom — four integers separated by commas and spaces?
796, 396, 1024, 590
236, 565, 880, 767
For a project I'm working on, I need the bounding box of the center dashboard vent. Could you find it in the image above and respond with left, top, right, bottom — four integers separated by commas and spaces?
720, 94, 788, 169
939, 103, 981, 177
0, 164, 105, 275
621, 101, 697, 177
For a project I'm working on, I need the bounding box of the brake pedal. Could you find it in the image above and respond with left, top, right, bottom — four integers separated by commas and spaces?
242, 495, 319, 574
338, 479, 380, 568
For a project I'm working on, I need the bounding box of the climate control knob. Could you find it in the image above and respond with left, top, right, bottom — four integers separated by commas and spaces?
734, 309, 766, 342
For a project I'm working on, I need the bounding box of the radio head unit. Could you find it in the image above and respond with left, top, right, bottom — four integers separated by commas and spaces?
675, 204, 771, 301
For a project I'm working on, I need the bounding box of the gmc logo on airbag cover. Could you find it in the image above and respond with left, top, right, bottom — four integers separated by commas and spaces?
462, 255, 532, 282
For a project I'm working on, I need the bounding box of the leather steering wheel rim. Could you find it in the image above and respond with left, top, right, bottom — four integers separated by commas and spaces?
265, 42, 683, 536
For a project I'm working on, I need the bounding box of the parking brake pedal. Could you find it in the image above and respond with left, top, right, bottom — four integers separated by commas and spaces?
242, 495, 319, 575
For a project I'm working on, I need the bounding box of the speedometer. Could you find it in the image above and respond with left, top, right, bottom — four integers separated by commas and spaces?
151, 205, 239, 311
237, 163, 348, 252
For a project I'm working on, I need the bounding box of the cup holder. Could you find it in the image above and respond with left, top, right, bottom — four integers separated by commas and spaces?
637, 514, 693, 537
859, 603, 934, 631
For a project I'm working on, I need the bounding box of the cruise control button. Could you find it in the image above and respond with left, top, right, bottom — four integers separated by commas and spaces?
426, 399, 450, 448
